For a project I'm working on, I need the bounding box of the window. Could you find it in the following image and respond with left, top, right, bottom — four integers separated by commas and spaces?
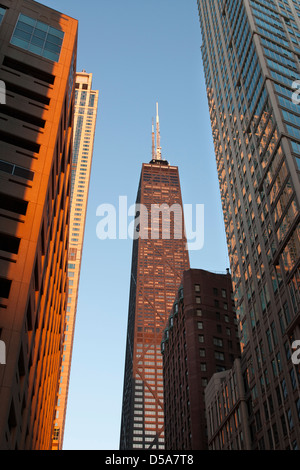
276, 385, 282, 406
287, 409, 294, 430
266, 329, 273, 352
213, 337, 223, 347
215, 351, 224, 361
290, 368, 297, 390
255, 411, 262, 431
281, 379, 288, 399
53, 428, 60, 441
197, 321, 203, 330
0, 7, 6, 26
281, 414, 288, 437
0, 192, 28, 215
195, 284, 200, 292
2, 57, 54, 86
89, 93, 96, 107
0, 277, 12, 299
0, 159, 34, 181
0, 233, 20, 254
283, 301, 291, 325
296, 398, 300, 421
11, 14, 64, 62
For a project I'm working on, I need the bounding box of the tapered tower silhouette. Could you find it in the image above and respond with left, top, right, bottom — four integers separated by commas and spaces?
120, 104, 190, 449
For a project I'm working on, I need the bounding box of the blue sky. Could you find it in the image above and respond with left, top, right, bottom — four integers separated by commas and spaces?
41, 0, 229, 450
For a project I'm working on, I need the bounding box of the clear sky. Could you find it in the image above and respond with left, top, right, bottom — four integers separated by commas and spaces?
41, 0, 230, 450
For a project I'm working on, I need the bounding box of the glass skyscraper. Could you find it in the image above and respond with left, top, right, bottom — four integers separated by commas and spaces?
197, 0, 300, 449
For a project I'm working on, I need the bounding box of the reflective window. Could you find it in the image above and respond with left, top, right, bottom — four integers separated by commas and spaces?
0, 7, 6, 25
11, 14, 64, 62
89, 93, 96, 107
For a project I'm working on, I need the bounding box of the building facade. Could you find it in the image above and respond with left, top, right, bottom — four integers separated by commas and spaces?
120, 105, 190, 450
205, 358, 251, 450
197, 0, 300, 450
161, 268, 241, 450
0, 0, 77, 450
52, 71, 99, 450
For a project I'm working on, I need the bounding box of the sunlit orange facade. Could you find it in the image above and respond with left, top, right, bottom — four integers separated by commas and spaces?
0, 0, 77, 450
120, 152, 190, 449
52, 71, 99, 450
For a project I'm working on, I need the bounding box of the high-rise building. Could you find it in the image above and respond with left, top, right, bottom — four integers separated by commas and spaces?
52, 71, 99, 450
120, 104, 190, 450
205, 358, 251, 450
0, 0, 77, 450
161, 268, 241, 450
197, 0, 300, 450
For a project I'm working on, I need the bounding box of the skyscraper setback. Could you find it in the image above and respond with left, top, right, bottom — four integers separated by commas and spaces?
197, 0, 300, 449
52, 71, 99, 450
120, 105, 190, 450
0, 0, 77, 449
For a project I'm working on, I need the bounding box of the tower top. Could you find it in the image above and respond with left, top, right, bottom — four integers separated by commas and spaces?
150, 102, 168, 165
152, 118, 155, 160
155, 102, 161, 160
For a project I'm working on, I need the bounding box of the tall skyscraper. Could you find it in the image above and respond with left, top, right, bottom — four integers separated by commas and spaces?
0, 0, 77, 449
197, 0, 300, 450
120, 104, 190, 450
162, 268, 241, 450
52, 71, 99, 450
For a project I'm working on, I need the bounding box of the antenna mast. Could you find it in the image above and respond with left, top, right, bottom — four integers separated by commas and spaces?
152, 118, 155, 160
156, 102, 161, 160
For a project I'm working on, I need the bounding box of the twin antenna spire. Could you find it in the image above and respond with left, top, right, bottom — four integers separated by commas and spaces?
152, 102, 162, 160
